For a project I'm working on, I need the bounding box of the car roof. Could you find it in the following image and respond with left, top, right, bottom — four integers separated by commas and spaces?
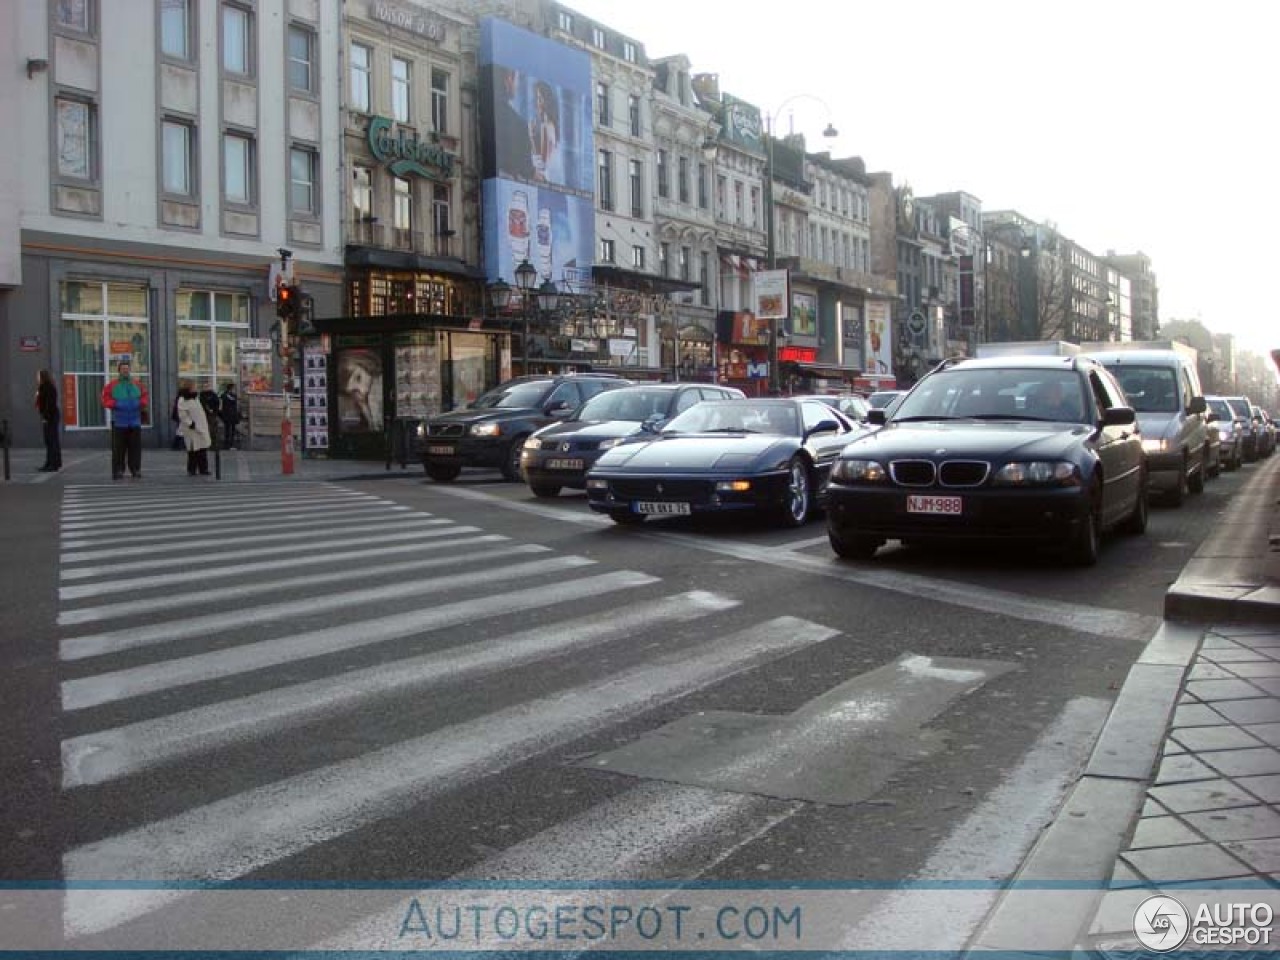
1084, 349, 1194, 366
943, 356, 1090, 371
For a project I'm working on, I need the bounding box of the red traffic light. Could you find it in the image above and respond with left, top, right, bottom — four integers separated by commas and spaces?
276, 282, 299, 318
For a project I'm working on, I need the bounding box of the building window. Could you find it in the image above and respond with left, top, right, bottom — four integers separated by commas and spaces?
629, 159, 643, 218
221, 3, 252, 76
659, 242, 669, 277
160, 0, 191, 59
55, 0, 92, 32
55, 97, 95, 181
697, 162, 708, 208
288, 25, 314, 93
161, 119, 193, 196
557, 10, 573, 31
290, 146, 317, 215
700, 251, 711, 305
596, 81, 610, 127
733, 181, 744, 223
598, 149, 613, 211
392, 57, 411, 123
432, 183, 451, 243
716, 175, 726, 217
632, 245, 645, 270
679, 246, 690, 281
592, 26, 606, 48
600, 238, 615, 263
628, 94, 641, 137
352, 166, 372, 222
749, 186, 759, 228
656, 149, 669, 198
431, 68, 449, 134
61, 282, 152, 430
350, 43, 371, 113
176, 290, 249, 393
623, 41, 637, 63
393, 177, 412, 234
677, 156, 689, 204
223, 132, 254, 205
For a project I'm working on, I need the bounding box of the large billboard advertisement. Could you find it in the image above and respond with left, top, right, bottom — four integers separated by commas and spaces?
479, 18, 594, 285
483, 179, 595, 292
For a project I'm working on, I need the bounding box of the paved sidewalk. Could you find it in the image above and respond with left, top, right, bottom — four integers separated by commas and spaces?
971, 454, 1280, 955
1, 445, 422, 486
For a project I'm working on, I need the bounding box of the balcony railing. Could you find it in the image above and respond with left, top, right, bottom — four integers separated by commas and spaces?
345, 220, 457, 258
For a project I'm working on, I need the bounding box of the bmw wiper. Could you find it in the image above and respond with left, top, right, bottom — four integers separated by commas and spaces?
968, 414, 1027, 420
890, 415, 961, 422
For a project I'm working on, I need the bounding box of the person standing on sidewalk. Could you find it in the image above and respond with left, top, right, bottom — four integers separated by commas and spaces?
176, 380, 212, 476
35, 369, 62, 472
101, 360, 148, 480
218, 382, 241, 450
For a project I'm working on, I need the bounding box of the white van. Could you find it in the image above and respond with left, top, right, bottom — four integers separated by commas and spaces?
1083, 344, 1208, 505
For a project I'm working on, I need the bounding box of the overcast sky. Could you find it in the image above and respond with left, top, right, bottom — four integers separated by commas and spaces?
566, 0, 1278, 357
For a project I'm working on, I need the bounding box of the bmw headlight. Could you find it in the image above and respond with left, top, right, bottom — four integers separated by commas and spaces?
830, 459, 887, 483
523, 435, 542, 450
598, 437, 625, 450
470, 423, 502, 437
1141, 437, 1170, 453
993, 461, 1079, 486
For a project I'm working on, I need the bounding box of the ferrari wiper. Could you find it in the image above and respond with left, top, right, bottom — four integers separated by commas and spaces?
701, 427, 760, 434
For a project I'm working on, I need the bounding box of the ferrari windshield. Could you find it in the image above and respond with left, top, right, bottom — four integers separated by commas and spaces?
893, 368, 1089, 423
663, 401, 799, 436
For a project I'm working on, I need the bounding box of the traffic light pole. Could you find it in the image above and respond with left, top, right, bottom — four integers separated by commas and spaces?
276, 249, 297, 476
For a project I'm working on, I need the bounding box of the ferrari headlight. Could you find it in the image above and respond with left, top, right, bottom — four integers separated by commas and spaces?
470, 423, 502, 437
830, 459, 887, 483
598, 437, 625, 450
1141, 437, 1170, 453
993, 461, 1079, 486
715, 480, 752, 492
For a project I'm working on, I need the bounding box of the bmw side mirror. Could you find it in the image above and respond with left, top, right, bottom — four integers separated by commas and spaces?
1102, 406, 1136, 427
867, 409, 887, 426
1187, 396, 1207, 415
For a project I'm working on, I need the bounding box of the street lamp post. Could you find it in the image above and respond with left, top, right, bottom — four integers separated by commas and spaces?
763, 96, 837, 394
514, 258, 537, 375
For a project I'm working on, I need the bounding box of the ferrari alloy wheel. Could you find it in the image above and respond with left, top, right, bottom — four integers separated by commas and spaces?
779, 457, 811, 528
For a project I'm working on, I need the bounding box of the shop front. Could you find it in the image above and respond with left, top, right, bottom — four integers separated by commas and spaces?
715, 310, 772, 396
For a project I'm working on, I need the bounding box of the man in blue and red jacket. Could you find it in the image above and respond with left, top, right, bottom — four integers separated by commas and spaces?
101, 361, 149, 480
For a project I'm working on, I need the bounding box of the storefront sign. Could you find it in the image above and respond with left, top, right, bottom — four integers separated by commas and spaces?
754, 270, 789, 320
747, 361, 769, 379
18, 336, 41, 352
369, 116, 456, 181
779, 346, 817, 363
62, 374, 77, 427
239, 338, 273, 352
608, 338, 636, 359
369, 2, 446, 42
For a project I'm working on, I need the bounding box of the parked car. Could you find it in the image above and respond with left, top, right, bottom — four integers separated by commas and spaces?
1206, 397, 1244, 471
420, 374, 631, 482
585, 398, 862, 528
867, 390, 906, 411
806, 393, 872, 422
520, 383, 744, 497
1252, 405, 1276, 457
1085, 347, 1208, 505
824, 355, 1147, 566
1222, 396, 1259, 461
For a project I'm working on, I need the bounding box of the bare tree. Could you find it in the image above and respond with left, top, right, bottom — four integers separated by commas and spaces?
1033, 249, 1069, 341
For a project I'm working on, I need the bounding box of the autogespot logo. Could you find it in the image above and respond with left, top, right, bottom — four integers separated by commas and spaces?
1134, 895, 1190, 952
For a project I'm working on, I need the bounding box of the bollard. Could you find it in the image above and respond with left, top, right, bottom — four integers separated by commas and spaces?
2, 419, 9, 482
214, 436, 222, 481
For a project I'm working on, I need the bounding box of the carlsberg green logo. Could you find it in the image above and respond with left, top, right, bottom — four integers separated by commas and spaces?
368, 116, 455, 180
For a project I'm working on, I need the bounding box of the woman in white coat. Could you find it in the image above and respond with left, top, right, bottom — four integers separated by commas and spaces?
176, 380, 212, 476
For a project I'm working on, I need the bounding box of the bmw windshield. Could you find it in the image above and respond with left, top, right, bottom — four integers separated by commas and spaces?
892, 369, 1089, 423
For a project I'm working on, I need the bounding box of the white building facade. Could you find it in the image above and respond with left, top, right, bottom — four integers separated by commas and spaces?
0, 0, 344, 447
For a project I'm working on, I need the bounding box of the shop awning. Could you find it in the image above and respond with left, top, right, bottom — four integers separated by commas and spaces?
590, 264, 702, 294
344, 245, 487, 279
791, 362, 863, 380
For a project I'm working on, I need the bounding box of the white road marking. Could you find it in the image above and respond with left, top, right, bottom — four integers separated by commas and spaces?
63, 616, 835, 937
59, 489, 378, 517
60, 554, 596, 663
60, 569, 653, 710
59, 495, 383, 532
429, 484, 612, 527
58, 541, 538, 625
57, 529, 490, 601
59, 523, 456, 581
61, 515, 443, 563
61, 590, 738, 787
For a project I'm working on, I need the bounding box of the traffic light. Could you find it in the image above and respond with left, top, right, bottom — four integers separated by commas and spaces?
276, 283, 300, 320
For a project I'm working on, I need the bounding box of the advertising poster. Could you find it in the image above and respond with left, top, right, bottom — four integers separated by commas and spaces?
484, 179, 594, 288
753, 270, 789, 320
479, 18, 594, 286
791, 291, 817, 336
393, 336, 442, 419
865, 301, 894, 378
302, 344, 329, 452
335, 347, 383, 434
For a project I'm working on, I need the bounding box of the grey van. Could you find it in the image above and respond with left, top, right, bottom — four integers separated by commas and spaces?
1085, 348, 1208, 506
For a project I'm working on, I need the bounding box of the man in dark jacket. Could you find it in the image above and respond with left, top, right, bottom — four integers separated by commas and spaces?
219, 383, 241, 450
198, 386, 221, 450
35, 369, 62, 471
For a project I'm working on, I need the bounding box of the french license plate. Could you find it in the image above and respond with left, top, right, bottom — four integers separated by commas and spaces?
907, 494, 963, 516
427, 445, 455, 456
546, 458, 584, 470
634, 501, 691, 516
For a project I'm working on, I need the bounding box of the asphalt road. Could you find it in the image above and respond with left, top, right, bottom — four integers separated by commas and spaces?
0, 459, 1254, 949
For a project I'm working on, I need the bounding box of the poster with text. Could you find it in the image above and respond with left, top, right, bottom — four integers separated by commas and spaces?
865, 301, 894, 377
753, 270, 789, 320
